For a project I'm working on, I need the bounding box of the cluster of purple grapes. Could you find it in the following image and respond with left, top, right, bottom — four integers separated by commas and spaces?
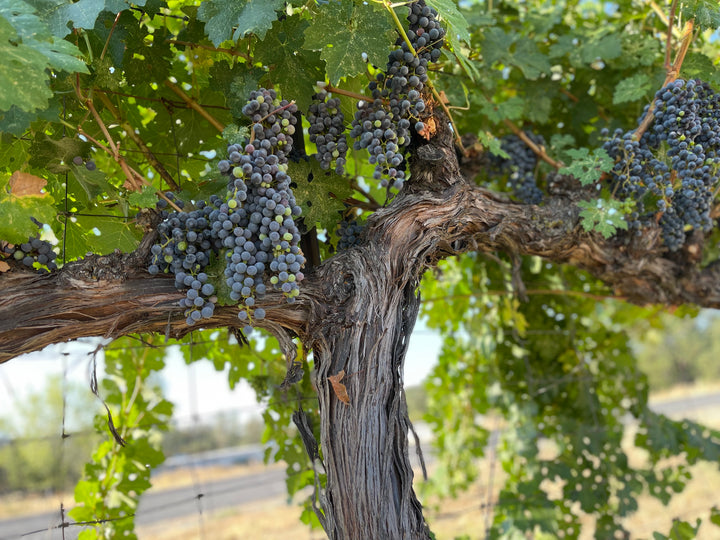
348, 0, 446, 188
218, 88, 305, 328
149, 88, 306, 329
602, 79, 720, 250
149, 194, 223, 325
336, 218, 365, 251
2, 227, 58, 272
308, 91, 348, 174
490, 133, 545, 204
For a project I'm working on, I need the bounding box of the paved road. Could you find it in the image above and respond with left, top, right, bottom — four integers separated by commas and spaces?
0, 468, 287, 540
2, 391, 718, 539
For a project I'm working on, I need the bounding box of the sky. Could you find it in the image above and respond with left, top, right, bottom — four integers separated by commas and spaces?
0, 321, 442, 428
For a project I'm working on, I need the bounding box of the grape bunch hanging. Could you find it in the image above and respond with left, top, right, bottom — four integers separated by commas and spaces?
149, 88, 306, 330
1, 220, 58, 272
602, 79, 720, 250
490, 132, 545, 204
341, 0, 446, 188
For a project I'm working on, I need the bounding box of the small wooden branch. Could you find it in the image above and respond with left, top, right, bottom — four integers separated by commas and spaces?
502, 119, 564, 169
96, 92, 180, 190
664, 0, 679, 70
164, 80, 226, 133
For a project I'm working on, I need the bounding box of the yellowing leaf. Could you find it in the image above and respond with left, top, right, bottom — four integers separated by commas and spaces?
9, 171, 46, 197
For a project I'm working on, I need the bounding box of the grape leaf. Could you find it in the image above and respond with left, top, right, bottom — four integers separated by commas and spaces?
477, 131, 509, 159
0, 0, 88, 73
78, 216, 142, 254
289, 158, 353, 231
197, 0, 285, 46
681, 0, 720, 31
303, 0, 394, 85
613, 73, 652, 105
559, 148, 613, 186
127, 186, 157, 209
480, 96, 524, 123
0, 172, 56, 244
39, 0, 147, 38
480, 29, 550, 80
575, 33, 622, 65
711, 506, 720, 527
0, 16, 53, 112
426, 0, 471, 43
577, 198, 629, 239
254, 17, 324, 112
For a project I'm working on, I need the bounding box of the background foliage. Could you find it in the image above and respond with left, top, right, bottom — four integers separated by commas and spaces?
1, 0, 720, 538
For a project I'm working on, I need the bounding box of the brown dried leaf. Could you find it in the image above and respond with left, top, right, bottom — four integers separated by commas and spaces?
418, 116, 437, 140
9, 171, 47, 197
0, 261, 9, 273
328, 369, 350, 405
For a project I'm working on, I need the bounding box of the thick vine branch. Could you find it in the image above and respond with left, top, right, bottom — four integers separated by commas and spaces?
2, 116, 720, 364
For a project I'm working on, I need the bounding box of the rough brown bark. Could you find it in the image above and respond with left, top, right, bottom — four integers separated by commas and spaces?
2, 116, 720, 538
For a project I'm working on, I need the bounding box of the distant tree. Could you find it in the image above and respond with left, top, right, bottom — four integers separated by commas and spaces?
0, 375, 98, 493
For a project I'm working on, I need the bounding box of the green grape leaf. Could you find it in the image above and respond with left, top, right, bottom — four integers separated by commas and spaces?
289, 158, 353, 230
477, 131, 509, 159
69, 164, 116, 202
0, 172, 56, 244
481, 96, 524, 123
481, 29, 550, 80
197, 0, 285, 46
0, 0, 88, 74
79, 217, 142, 255
255, 17, 324, 112
0, 16, 53, 112
711, 506, 720, 527
613, 73, 652, 105
575, 33, 622, 65
426, 0, 471, 43
652, 519, 702, 540
559, 148, 613, 186
577, 198, 630, 239
303, 0, 394, 85
127, 186, 158, 209
681, 0, 720, 31
40, 0, 147, 38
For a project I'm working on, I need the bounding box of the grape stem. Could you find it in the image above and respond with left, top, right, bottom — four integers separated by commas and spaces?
502, 118, 565, 169
664, 0, 679, 71
382, 0, 418, 56
323, 84, 374, 103
164, 80, 226, 132
634, 19, 695, 141
100, 12, 121, 62
249, 101, 297, 144
350, 179, 381, 208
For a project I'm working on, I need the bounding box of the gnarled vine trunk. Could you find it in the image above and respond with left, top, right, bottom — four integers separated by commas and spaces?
310, 249, 427, 538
